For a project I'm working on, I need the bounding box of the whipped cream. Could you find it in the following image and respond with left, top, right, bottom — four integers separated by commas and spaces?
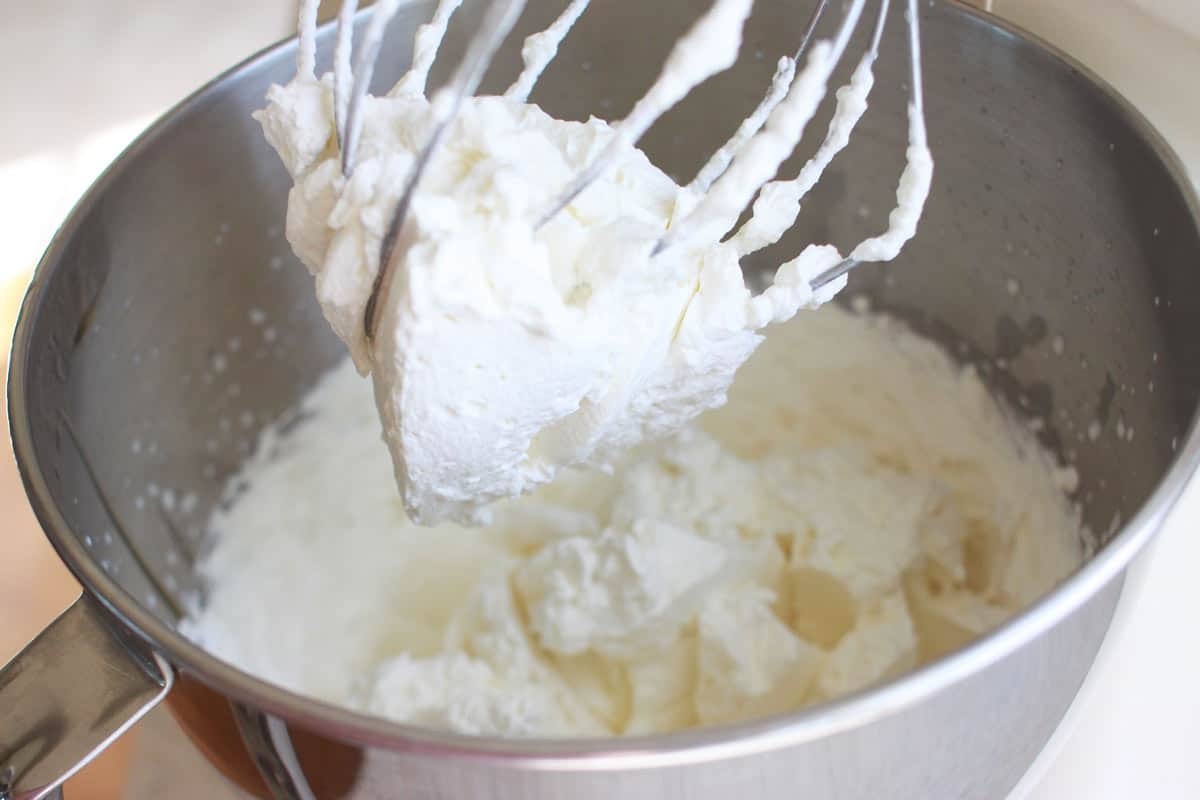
257, 0, 931, 524
187, 306, 1083, 738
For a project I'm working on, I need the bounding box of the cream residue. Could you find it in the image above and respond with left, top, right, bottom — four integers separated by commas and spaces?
505, 0, 592, 103
257, 0, 932, 525
186, 307, 1083, 738
391, 0, 464, 98
689, 55, 797, 195
733, 51, 877, 255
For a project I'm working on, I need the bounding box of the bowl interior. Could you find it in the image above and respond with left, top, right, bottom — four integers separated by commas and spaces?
11, 0, 1200, 704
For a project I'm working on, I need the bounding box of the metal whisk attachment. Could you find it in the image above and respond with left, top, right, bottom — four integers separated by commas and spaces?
295, 0, 930, 344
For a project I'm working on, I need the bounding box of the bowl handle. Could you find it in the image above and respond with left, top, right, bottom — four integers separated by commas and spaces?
0, 593, 173, 800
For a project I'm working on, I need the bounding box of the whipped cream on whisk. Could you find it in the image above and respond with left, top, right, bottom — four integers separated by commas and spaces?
257, 0, 932, 524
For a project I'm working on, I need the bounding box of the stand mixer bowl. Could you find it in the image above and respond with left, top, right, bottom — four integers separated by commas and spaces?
4, 2, 1200, 798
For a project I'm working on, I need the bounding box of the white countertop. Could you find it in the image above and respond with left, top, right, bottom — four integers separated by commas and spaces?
4, 2, 1198, 797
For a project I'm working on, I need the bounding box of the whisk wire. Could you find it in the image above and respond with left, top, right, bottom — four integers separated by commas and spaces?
535, 0, 758, 230
297, 0, 321, 80
333, 0, 359, 152
342, 0, 404, 176
654, 0, 869, 256
729, 0, 889, 258
392, 0, 466, 98
364, 0, 530, 341
810, 0, 928, 289
505, 0, 593, 102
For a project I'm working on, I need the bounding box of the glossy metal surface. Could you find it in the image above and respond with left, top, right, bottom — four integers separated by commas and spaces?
0, 597, 171, 800
5, 0, 1200, 798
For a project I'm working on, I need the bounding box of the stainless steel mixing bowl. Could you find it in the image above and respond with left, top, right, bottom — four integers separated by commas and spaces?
4, 2, 1200, 798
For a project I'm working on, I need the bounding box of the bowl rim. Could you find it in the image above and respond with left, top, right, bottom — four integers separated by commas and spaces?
8, 0, 1200, 770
